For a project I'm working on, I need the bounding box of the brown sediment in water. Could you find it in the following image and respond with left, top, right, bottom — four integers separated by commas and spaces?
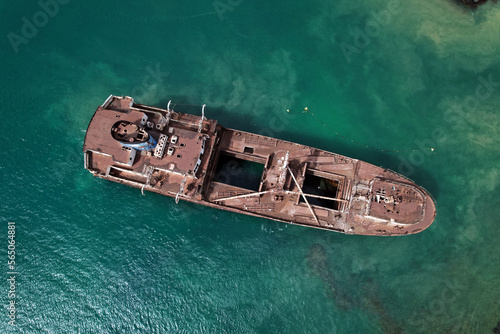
306, 244, 355, 310
306, 244, 405, 333
361, 279, 405, 334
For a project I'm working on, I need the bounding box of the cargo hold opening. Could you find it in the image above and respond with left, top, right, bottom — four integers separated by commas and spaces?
299, 172, 340, 210
213, 153, 264, 192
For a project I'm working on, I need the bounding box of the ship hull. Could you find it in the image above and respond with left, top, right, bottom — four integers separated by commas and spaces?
83, 96, 436, 236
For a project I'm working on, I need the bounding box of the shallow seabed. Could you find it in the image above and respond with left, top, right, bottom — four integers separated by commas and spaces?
1, 0, 499, 333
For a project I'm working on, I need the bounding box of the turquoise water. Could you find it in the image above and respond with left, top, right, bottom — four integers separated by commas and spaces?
1, 0, 500, 332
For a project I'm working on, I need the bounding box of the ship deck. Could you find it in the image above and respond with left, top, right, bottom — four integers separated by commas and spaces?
83, 95, 436, 236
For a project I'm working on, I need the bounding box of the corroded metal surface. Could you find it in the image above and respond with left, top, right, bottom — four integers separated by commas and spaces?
83, 95, 436, 236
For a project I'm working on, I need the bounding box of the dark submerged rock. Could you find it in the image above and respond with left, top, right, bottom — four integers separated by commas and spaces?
461, 0, 487, 6
493, 319, 500, 333
455, 0, 496, 8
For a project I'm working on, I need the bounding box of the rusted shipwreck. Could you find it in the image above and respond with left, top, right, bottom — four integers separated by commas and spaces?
83, 95, 436, 236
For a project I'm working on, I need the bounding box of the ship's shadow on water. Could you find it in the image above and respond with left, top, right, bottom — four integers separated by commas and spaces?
306, 243, 405, 334
153, 98, 440, 202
